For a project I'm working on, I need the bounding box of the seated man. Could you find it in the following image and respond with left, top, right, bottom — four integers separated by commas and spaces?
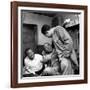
42, 43, 60, 75
23, 48, 45, 77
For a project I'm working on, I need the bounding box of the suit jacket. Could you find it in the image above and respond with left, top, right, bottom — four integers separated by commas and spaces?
52, 26, 78, 66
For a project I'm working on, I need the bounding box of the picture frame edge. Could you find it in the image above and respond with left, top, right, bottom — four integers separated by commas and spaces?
11, 1, 88, 88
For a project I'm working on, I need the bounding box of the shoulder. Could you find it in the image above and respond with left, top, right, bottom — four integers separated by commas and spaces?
54, 26, 65, 33
24, 56, 30, 64
24, 56, 28, 61
35, 54, 43, 59
56, 26, 65, 30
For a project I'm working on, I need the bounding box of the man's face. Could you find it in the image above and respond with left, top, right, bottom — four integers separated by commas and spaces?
45, 30, 52, 38
27, 49, 35, 60
44, 43, 53, 53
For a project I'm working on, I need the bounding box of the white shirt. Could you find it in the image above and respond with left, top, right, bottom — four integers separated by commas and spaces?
24, 54, 43, 74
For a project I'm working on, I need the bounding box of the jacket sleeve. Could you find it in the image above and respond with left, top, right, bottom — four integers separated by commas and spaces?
56, 26, 73, 52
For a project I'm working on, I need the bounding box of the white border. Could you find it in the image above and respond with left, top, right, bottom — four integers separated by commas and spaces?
18, 7, 84, 83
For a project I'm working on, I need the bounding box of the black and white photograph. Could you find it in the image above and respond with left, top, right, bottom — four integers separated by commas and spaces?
18, 7, 83, 82
11, 2, 87, 87
21, 10, 80, 78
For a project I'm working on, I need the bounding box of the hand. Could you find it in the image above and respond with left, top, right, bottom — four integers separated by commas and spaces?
41, 71, 48, 76
62, 51, 70, 58
72, 63, 79, 71
33, 73, 38, 76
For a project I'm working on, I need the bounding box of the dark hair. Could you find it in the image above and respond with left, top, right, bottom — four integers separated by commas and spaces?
25, 48, 32, 56
41, 24, 51, 35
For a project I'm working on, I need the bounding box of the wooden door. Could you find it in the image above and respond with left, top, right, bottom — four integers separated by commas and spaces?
22, 24, 37, 58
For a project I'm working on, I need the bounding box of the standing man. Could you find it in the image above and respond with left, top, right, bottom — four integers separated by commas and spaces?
41, 24, 78, 75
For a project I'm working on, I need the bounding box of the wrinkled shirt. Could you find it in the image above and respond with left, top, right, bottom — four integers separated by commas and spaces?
24, 54, 43, 74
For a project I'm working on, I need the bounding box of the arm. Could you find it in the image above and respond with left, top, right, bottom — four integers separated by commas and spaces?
42, 51, 52, 63
42, 53, 52, 63
25, 66, 36, 75
24, 58, 36, 75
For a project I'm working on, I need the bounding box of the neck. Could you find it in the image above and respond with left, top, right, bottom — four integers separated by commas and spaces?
28, 56, 34, 60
